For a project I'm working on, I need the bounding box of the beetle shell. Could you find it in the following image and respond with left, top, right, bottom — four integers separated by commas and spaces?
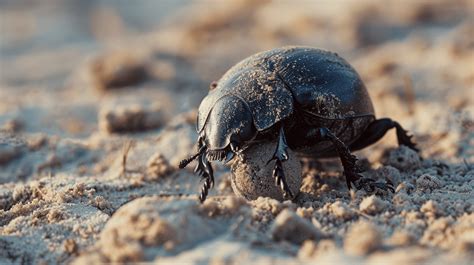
276, 47, 374, 118
198, 47, 374, 141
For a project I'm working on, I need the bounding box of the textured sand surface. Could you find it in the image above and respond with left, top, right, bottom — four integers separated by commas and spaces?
0, 0, 473, 264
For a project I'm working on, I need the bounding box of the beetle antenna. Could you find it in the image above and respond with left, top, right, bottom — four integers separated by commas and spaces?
179, 153, 199, 169
179, 146, 206, 169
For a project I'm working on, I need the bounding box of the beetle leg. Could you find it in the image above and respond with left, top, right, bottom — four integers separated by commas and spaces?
230, 142, 244, 162
317, 128, 358, 189
350, 118, 419, 152
200, 155, 214, 203
273, 160, 293, 199
268, 127, 294, 200
317, 127, 394, 193
179, 137, 206, 169
179, 146, 205, 169
393, 122, 419, 152
193, 147, 215, 203
178, 136, 216, 203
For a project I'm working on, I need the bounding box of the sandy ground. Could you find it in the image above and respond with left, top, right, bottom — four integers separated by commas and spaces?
0, 0, 473, 264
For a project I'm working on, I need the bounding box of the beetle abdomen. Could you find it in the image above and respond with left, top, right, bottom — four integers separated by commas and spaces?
274, 47, 375, 119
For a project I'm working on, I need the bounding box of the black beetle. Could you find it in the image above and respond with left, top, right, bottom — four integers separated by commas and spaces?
179, 46, 418, 202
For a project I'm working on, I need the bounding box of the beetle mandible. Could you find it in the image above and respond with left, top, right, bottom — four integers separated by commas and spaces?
179, 46, 418, 202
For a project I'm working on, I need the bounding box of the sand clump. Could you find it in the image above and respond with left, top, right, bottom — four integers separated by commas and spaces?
373, 166, 402, 187
76, 196, 251, 263
88, 197, 198, 262
146, 152, 175, 180
250, 196, 289, 216
230, 140, 302, 201
98, 102, 168, 134
416, 173, 443, 191
344, 220, 382, 256
366, 247, 431, 265
297, 239, 338, 260
0, 201, 109, 264
359, 195, 389, 215
329, 201, 355, 221
89, 51, 149, 91
385, 146, 421, 171
270, 209, 323, 245
0, 133, 27, 166
420, 200, 442, 218
0, 143, 24, 165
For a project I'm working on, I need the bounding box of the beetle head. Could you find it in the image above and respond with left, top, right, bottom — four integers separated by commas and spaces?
203, 95, 256, 162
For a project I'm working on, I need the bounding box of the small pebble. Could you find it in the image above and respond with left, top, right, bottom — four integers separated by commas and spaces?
99, 103, 167, 134
330, 201, 355, 220
360, 195, 388, 215
386, 146, 421, 171
146, 153, 174, 180
89, 51, 149, 91
416, 174, 442, 191
344, 221, 382, 256
420, 200, 441, 218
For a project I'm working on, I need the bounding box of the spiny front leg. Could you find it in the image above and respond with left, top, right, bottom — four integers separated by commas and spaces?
268, 126, 294, 200
178, 137, 215, 203
179, 137, 206, 169
199, 175, 213, 203
273, 159, 293, 199
194, 152, 214, 203
318, 127, 394, 193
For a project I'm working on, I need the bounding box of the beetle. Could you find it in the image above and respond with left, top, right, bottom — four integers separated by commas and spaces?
179, 46, 418, 202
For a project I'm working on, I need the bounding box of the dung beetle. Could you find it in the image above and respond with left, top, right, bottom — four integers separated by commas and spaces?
179, 46, 418, 202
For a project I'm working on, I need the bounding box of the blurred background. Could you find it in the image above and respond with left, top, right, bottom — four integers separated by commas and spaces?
0, 0, 473, 166
0, 1, 473, 264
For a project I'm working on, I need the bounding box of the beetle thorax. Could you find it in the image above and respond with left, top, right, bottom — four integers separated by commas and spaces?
202, 95, 256, 160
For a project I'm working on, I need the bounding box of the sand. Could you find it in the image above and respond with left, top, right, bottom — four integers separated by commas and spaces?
0, 0, 473, 264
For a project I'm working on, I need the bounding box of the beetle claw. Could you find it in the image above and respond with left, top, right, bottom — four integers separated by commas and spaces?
272, 159, 294, 200
268, 126, 294, 200
191, 148, 215, 203
394, 122, 419, 152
